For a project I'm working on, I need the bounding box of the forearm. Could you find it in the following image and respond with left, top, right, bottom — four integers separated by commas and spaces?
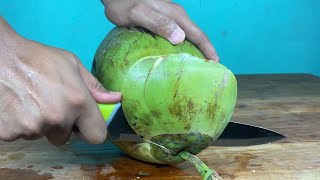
0, 17, 20, 42
0, 16, 27, 61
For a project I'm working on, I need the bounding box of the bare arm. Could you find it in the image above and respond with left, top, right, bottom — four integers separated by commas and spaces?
0, 17, 121, 145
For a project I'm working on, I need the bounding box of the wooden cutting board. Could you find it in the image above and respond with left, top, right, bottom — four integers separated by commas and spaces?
0, 74, 319, 180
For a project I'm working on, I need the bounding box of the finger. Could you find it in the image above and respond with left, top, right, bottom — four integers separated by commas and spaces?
170, 4, 218, 61
18, 113, 44, 141
129, 3, 185, 44
65, 56, 108, 144
0, 126, 20, 142
42, 115, 73, 146
0, 119, 20, 141
178, 19, 219, 62
145, 1, 219, 61
73, 74, 108, 144
74, 99, 108, 144
45, 127, 73, 146
77, 59, 122, 104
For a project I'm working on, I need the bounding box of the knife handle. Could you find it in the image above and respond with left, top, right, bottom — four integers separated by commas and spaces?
97, 102, 121, 126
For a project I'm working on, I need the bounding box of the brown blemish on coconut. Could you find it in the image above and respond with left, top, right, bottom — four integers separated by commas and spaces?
184, 123, 191, 130
187, 99, 195, 112
207, 101, 218, 119
151, 110, 161, 119
168, 101, 183, 118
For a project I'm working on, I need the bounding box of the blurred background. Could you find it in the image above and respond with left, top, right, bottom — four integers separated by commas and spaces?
1, 0, 319, 76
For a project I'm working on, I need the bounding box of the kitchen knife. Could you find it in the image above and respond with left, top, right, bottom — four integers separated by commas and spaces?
211, 121, 285, 146
98, 102, 144, 142
98, 103, 285, 146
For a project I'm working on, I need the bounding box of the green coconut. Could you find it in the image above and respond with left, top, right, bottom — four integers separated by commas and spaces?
92, 27, 237, 179
92, 27, 205, 91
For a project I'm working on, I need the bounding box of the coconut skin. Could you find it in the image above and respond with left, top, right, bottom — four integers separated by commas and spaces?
92, 27, 237, 164
92, 27, 205, 91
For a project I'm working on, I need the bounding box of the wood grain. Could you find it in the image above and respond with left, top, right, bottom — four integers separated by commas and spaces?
0, 73, 319, 180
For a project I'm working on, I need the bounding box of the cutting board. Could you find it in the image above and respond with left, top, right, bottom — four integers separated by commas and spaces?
0, 74, 319, 180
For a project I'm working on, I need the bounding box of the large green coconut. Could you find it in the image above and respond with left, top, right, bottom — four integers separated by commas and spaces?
92, 27, 237, 178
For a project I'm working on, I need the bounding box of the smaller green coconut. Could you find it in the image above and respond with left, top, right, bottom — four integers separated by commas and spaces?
120, 53, 237, 164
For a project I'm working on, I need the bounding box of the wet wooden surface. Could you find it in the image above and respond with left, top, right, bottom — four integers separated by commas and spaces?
0, 74, 319, 180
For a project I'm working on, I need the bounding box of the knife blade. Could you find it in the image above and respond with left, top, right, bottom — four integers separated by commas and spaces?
211, 121, 285, 146
98, 103, 144, 142
98, 103, 285, 146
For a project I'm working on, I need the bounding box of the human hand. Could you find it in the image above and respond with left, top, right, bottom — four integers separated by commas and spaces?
0, 17, 121, 145
102, 0, 219, 62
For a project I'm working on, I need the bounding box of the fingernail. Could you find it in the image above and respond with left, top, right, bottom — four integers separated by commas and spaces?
110, 91, 121, 95
214, 56, 220, 62
169, 28, 185, 44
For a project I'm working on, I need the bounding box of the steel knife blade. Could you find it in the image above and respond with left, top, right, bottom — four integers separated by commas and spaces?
210, 121, 285, 146
98, 103, 285, 146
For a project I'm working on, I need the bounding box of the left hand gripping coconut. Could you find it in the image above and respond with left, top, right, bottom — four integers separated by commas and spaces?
92, 27, 237, 180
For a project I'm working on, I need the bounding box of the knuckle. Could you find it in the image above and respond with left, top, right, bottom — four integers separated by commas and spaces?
128, 2, 144, 21
22, 120, 41, 137
46, 111, 65, 127
67, 53, 79, 66
68, 90, 88, 108
106, 10, 121, 25
93, 79, 104, 91
174, 4, 186, 15
0, 130, 16, 142
59, 49, 79, 66
87, 76, 103, 91
41, 103, 65, 127
64, 83, 88, 107
154, 15, 171, 27
154, 16, 176, 35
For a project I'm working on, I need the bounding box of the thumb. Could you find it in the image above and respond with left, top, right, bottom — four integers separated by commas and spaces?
77, 60, 122, 104
130, 4, 185, 44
